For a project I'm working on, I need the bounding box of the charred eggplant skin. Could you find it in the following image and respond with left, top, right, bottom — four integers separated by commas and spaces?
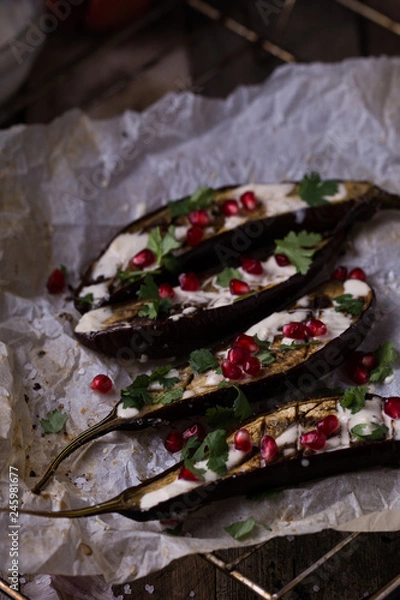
74, 182, 395, 312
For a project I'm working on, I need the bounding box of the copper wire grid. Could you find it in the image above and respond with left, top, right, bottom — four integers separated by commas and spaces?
1, 1, 400, 599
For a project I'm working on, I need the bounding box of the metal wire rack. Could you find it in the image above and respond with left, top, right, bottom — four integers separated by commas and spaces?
1, 1, 400, 599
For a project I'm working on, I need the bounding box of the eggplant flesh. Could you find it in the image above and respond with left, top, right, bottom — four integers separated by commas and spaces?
74, 181, 396, 313
32, 278, 375, 494
22, 394, 400, 522
74, 232, 347, 359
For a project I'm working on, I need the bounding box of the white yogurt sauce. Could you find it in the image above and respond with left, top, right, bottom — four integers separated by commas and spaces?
75, 306, 115, 333
343, 279, 370, 298
275, 425, 298, 447
80, 282, 110, 303
117, 404, 139, 419
91, 232, 149, 280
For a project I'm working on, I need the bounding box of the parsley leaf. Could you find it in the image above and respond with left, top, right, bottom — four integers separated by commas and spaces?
224, 516, 256, 541
215, 267, 241, 288
369, 341, 397, 383
149, 365, 180, 388
254, 335, 272, 351
340, 386, 368, 414
184, 430, 229, 478
274, 230, 322, 275
40, 409, 68, 434
121, 366, 179, 409
158, 386, 185, 405
351, 422, 389, 441
206, 405, 237, 429
116, 268, 160, 285
298, 172, 338, 207
253, 336, 276, 366
147, 226, 181, 266
334, 294, 364, 316
232, 386, 253, 420
189, 348, 219, 373
137, 273, 159, 300
78, 292, 94, 307
181, 436, 202, 460
137, 274, 172, 319
279, 340, 320, 351
168, 187, 216, 218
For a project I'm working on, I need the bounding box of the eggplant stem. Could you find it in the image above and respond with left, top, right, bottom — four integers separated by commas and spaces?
14, 494, 126, 520
32, 410, 121, 494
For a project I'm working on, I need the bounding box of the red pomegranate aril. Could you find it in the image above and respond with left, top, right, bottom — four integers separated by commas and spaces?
158, 282, 175, 299
131, 248, 155, 268
179, 272, 199, 291
221, 359, 243, 380
349, 365, 370, 385
164, 430, 184, 453
188, 210, 210, 227
221, 199, 239, 216
233, 333, 260, 354
240, 257, 264, 275
360, 352, 376, 370
316, 415, 340, 437
306, 318, 327, 337
240, 190, 257, 211
186, 226, 204, 247
46, 268, 65, 294
348, 267, 367, 281
228, 346, 249, 365
275, 253, 291, 267
234, 429, 253, 453
384, 397, 400, 420
178, 466, 200, 481
229, 279, 251, 296
282, 322, 311, 340
90, 374, 113, 393
260, 435, 279, 463
182, 423, 206, 443
331, 265, 348, 280
243, 356, 261, 377
300, 430, 326, 451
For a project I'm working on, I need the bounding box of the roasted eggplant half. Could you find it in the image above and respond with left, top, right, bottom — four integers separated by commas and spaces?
74, 179, 398, 313
74, 228, 349, 359
33, 277, 375, 493
23, 394, 400, 522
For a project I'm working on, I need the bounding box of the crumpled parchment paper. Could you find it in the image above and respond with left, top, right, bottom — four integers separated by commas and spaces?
0, 56, 400, 585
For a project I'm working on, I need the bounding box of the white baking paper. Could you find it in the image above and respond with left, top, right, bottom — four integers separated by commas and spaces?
0, 56, 400, 587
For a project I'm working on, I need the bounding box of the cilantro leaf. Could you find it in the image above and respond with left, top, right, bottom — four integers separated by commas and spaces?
147, 226, 181, 265
224, 516, 256, 541
181, 436, 202, 460
121, 374, 152, 409
232, 386, 253, 420
116, 268, 160, 285
206, 405, 237, 428
253, 336, 276, 366
351, 422, 389, 441
138, 301, 159, 319
334, 294, 364, 317
274, 230, 322, 275
158, 386, 185, 405
137, 274, 172, 319
137, 273, 159, 300
189, 348, 219, 373
215, 267, 241, 288
78, 293, 94, 307
184, 429, 229, 478
40, 409, 68, 434
254, 335, 272, 351
298, 172, 338, 207
340, 386, 368, 414
149, 365, 180, 389
279, 340, 320, 351
183, 459, 206, 480
369, 341, 397, 383
168, 187, 216, 218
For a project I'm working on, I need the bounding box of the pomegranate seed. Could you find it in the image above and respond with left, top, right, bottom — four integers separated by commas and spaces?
131, 248, 156, 268
282, 322, 311, 340
228, 346, 249, 365
275, 253, 291, 267
229, 279, 251, 296
182, 423, 206, 443
243, 356, 261, 377
158, 282, 175, 299
179, 272, 199, 291
316, 415, 340, 437
260, 435, 279, 463
186, 226, 204, 247
46, 268, 65, 294
178, 466, 200, 481
240, 190, 257, 211
233, 334, 260, 354
188, 210, 210, 227
164, 430, 184, 453
90, 374, 113, 393
331, 265, 348, 280
240, 257, 263, 275
221, 359, 243, 380
306, 318, 327, 337
234, 429, 253, 453
300, 430, 326, 451
221, 199, 239, 216
348, 267, 366, 281
359, 352, 376, 370
384, 397, 400, 420
349, 365, 370, 385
